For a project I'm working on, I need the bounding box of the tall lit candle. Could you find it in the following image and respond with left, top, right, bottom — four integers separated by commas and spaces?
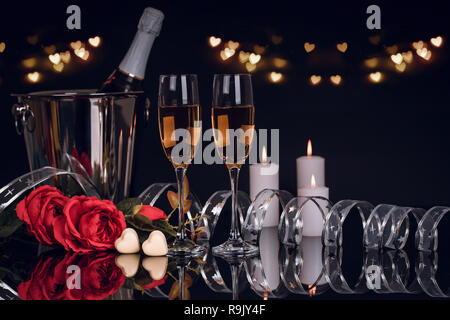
296, 139, 325, 192
297, 140, 329, 236
250, 146, 279, 227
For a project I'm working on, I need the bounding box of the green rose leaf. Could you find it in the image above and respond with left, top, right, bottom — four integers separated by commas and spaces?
0, 209, 23, 238
116, 198, 142, 219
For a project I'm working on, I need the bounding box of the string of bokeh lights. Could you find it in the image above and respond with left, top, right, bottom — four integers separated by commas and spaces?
0, 33, 444, 86
0, 35, 102, 84
207, 35, 444, 85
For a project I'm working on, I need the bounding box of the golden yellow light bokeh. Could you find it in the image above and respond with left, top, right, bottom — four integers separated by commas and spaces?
226, 40, 239, 50
53, 62, 64, 72
390, 53, 403, 64
60, 51, 71, 63
88, 36, 101, 47
273, 57, 288, 68
395, 62, 406, 72
330, 75, 342, 85
26, 71, 40, 83
310, 75, 321, 85
364, 57, 378, 68
269, 71, 283, 83
369, 71, 382, 83
402, 51, 413, 63
0, 42, 5, 53
208, 36, 221, 47
430, 36, 443, 47
245, 62, 256, 72
248, 53, 261, 65
336, 42, 348, 53
304, 42, 315, 53
238, 51, 250, 63
48, 53, 61, 65
22, 58, 37, 68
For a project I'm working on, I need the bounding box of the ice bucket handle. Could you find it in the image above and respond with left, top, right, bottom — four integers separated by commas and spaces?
11, 100, 35, 135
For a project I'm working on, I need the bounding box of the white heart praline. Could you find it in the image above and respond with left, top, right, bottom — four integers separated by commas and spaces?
142, 256, 168, 281
115, 228, 140, 254
142, 230, 168, 256
115, 254, 140, 277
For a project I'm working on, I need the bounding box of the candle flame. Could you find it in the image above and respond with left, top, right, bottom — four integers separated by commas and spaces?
263, 291, 268, 300
308, 285, 317, 297
262, 145, 268, 163
311, 174, 316, 188
307, 139, 312, 156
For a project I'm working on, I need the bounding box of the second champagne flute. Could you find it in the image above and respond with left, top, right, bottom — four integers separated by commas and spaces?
158, 74, 204, 257
211, 74, 259, 258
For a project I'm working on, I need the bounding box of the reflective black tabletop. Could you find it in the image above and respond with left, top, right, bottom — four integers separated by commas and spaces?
1, 225, 449, 301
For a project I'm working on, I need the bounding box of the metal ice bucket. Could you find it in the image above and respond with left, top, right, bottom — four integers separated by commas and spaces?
11, 89, 143, 202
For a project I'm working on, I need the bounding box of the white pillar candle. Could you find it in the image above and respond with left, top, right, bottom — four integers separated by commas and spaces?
250, 146, 279, 227
298, 175, 329, 236
296, 140, 329, 236
296, 140, 325, 191
300, 236, 327, 286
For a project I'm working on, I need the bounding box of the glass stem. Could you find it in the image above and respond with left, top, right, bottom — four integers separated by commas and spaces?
228, 166, 241, 241
175, 166, 187, 241
178, 264, 185, 300
231, 263, 239, 300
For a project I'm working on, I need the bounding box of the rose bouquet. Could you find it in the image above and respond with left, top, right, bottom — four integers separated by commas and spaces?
9, 181, 203, 253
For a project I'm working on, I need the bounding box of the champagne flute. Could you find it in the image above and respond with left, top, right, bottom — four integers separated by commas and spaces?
158, 74, 204, 257
211, 74, 259, 258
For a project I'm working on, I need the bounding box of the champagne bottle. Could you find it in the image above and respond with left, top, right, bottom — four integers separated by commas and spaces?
98, 7, 164, 92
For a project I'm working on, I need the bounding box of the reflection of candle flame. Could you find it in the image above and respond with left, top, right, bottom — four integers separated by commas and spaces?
308, 284, 316, 297
262, 145, 268, 164
263, 291, 268, 300
311, 174, 316, 188
307, 139, 312, 156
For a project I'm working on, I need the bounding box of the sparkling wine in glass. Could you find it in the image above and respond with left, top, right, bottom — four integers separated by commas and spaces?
211, 74, 259, 258
158, 74, 204, 257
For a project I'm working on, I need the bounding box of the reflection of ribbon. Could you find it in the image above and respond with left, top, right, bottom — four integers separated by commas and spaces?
416, 251, 449, 297
323, 246, 368, 294
0, 166, 99, 213
363, 249, 422, 294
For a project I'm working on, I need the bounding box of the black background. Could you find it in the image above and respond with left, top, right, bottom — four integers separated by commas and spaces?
1, 1, 450, 211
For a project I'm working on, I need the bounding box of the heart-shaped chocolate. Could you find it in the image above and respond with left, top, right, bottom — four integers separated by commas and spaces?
142, 230, 168, 256
115, 254, 140, 277
142, 257, 168, 280
115, 228, 140, 254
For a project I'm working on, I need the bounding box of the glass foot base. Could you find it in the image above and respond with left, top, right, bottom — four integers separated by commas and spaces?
167, 239, 206, 258
212, 238, 259, 258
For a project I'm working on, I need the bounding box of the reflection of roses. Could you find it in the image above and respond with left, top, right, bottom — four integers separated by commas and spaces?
18, 251, 125, 300
71, 148, 93, 177
16, 186, 69, 246
54, 196, 126, 253
140, 275, 168, 290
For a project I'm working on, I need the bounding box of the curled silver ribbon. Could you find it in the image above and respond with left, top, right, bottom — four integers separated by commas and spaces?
0, 166, 99, 214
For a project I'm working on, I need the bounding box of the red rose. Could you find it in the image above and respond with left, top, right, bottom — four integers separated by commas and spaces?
138, 205, 167, 221
141, 274, 168, 290
18, 251, 125, 300
54, 196, 126, 252
16, 185, 69, 246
